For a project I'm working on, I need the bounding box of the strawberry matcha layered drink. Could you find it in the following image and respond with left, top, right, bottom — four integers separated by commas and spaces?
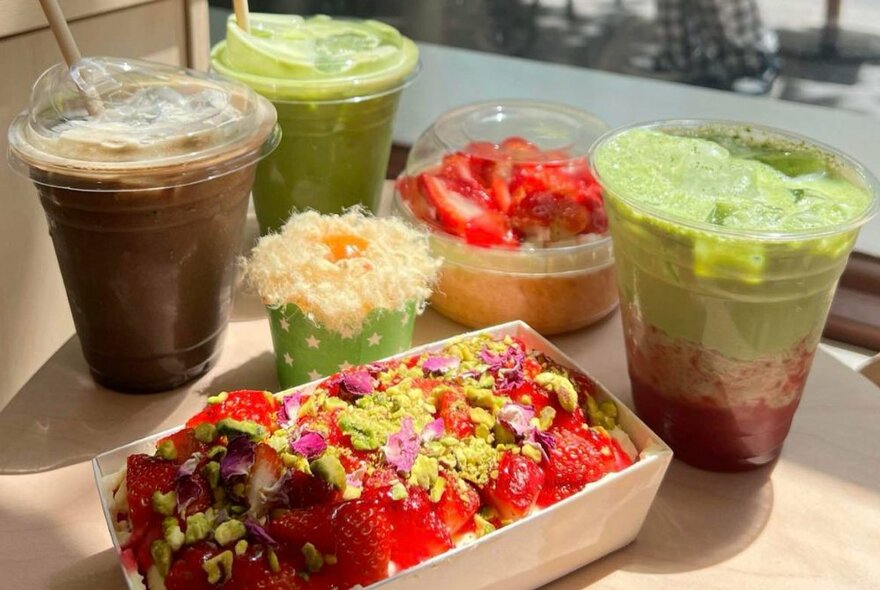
592, 121, 878, 471
212, 14, 419, 233
395, 101, 616, 335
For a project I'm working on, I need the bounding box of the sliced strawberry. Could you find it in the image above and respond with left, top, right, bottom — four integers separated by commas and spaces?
186, 390, 278, 432
155, 428, 208, 465
491, 174, 513, 213
500, 136, 540, 158
419, 174, 484, 237
164, 542, 219, 590
126, 453, 178, 533
537, 428, 609, 507
134, 520, 165, 574
437, 387, 474, 438
583, 427, 635, 473
281, 470, 339, 509
246, 444, 283, 517
550, 399, 589, 438
440, 152, 480, 186
385, 488, 453, 569
332, 499, 392, 588
482, 452, 544, 521
508, 381, 550, 413
225, 545, 303, 590
436, 473, 480, 536
463, 211, 516, 247
268, 504, 336, 558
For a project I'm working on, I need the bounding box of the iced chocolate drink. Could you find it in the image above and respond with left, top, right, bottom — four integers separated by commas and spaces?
8, 58, 279, 392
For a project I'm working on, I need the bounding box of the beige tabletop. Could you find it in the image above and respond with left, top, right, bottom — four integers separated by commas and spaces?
1, 291, 879, 589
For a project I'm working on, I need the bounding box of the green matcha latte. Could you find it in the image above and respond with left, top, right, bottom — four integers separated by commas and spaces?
591, 121, 878, 471
212, 14, 419, 233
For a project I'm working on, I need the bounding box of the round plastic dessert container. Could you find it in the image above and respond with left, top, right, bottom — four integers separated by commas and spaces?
393, 100, 615, 335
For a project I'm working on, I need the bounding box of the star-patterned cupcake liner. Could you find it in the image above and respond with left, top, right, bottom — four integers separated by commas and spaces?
267, 301, 418, 388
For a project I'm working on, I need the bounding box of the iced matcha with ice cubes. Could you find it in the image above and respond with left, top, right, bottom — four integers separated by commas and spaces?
591, 121, 877, 471
212, 14, 419, 233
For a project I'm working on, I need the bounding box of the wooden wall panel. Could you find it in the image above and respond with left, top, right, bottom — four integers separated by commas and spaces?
0, 0, 197, 409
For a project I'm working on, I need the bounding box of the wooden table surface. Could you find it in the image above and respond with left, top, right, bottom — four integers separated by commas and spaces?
1, 289, 878, 589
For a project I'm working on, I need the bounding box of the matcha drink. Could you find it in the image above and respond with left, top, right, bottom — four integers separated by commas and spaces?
212, 14, 419, 234
591, 121, 878, 471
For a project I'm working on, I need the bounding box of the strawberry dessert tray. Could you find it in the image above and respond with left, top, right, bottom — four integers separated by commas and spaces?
393, 101, 618, 335
93, 322, 672, 590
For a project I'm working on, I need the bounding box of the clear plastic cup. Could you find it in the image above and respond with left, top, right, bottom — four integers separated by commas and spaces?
211, 14, 419, 234
393, 100, 616, 335
8, 57, 279, 393
590, 120, 879, 471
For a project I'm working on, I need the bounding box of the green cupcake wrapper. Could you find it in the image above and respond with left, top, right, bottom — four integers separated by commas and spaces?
267, 301, 418, 388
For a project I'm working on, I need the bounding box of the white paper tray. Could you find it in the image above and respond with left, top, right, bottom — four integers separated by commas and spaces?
93, 321, 673, 590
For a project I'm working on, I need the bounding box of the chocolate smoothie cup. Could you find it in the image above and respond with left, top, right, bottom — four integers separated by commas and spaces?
591, 121, 878, 471
8, 57, 279, 393
211, 14, 419, 234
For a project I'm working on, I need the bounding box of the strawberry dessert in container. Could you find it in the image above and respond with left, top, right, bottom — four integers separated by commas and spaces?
393, 101, 615, 335
98, 330, 645, 589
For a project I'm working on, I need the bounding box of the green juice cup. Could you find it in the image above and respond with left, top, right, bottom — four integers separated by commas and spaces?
212, 14, 419, 234
591, 120, 879, 472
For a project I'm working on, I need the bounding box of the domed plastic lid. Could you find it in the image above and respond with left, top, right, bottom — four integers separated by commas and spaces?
211, 14, 419, 102
8, 57, 279, 190
424, 100, 607, 166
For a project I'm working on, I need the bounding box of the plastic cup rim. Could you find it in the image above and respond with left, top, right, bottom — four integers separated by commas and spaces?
588, 118, 880, 242
7, 121, 282, 193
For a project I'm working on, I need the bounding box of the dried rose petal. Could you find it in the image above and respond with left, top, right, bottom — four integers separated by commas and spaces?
383, 417, 419, 473
346, 466, 367, 490
290, 431, 327, 460
420, 418, 445, 443
527, 429, 556, 461
262, 470, 292, 507
245, 519, 278, 546
422, 356, 460, 376
341, 370, 374, 396
278, 392, 307, 425
221, 436, 256, 480
176, 476, 204, 515
176, 452, 202, 479
497, 403, 535, 439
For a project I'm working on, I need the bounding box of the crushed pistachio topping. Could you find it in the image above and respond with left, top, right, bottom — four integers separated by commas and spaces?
184, 512, 212, 545
214, 519, 246, 546
151, 490, 176, 516
203, 550, 234, 584
234, 539, 248, 556
267, 547, 281, 573
302, 542, 324, 573
194, 422, 217, 443
162, 517, 185, 551
535, 372, 578, 412
150, 540, 172, 576
156, 440, 177, 461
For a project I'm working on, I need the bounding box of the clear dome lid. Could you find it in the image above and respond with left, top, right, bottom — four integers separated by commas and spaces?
407, 100, 608, 170
211, 14, 419, 102
8, 57, 279, 189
